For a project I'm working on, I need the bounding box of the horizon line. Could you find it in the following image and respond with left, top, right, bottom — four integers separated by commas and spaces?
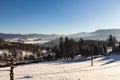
0, 28, 120, 35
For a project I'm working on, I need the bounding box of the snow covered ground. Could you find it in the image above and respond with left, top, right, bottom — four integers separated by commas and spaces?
1, 54, 120, 80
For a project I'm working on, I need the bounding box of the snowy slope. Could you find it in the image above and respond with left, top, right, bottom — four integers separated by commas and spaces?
1, 54, 120, 80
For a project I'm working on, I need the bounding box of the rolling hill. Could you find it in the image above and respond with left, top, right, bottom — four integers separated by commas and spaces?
0, 29, 120, 45
69, 29, 120, 40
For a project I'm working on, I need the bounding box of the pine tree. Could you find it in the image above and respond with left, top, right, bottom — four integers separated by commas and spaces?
118, 42, 120, 53
78, 38, 84, 55
59, 37, 64, 58
107, 35, 116, 47
64, 37, 69, 59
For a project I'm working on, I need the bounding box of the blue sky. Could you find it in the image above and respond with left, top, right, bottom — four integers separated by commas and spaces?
0, 0, 120, 34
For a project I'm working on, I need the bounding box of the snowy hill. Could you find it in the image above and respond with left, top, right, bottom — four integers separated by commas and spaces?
5, 37, 49, 44
1, 54, 120, 80
1, 29, 120, 41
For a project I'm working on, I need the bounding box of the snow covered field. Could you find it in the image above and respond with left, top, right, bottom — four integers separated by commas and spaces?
1, 54, 120, 80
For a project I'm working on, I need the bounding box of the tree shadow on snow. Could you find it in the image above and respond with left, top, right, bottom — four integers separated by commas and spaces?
16, 75, 33, 79
99, 54, 120, 66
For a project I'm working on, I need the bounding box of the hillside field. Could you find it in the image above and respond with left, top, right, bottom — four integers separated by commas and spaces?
0, 54, 120, 80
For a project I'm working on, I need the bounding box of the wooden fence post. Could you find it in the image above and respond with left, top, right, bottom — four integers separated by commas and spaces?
10, 51, 14, 80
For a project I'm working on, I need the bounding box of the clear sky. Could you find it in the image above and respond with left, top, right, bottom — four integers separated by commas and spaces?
0, 0, 120, 34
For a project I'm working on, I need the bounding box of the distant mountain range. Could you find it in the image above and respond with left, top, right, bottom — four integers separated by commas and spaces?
0, 29, 120, 42
69, 29, 120, 40
0, 33, 62, 40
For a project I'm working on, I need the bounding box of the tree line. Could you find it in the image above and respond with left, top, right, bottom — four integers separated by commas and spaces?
53, 35, 120, 60
0, 34, 120, 62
